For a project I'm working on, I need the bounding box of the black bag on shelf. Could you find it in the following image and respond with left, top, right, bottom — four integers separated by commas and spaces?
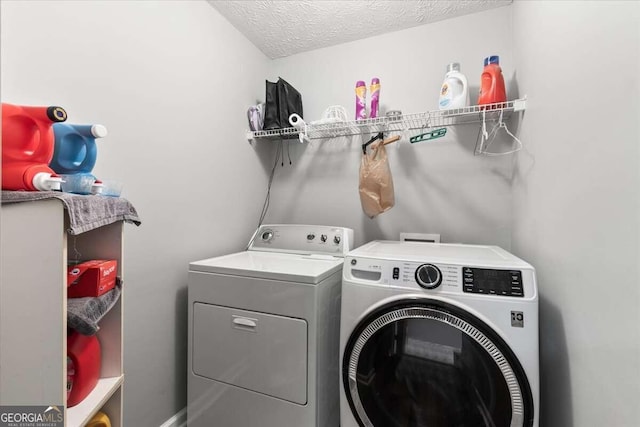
263, 80, 280, 130
263, 77, 303, 130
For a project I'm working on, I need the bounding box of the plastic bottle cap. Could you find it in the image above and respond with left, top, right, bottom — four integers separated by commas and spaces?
47, 106, 67, 122
91, 124, 108, 138
356, 81, 366, 87
447, 63, 461, 73
484, 56, 500, 66
33, 172, 63, 191
91, 180, 104, 195
371, 78, 380, 85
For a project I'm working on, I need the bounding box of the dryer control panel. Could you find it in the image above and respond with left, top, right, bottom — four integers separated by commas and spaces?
249, 224, 354, 257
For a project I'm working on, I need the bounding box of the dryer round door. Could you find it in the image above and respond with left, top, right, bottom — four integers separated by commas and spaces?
342, 299, 534, 427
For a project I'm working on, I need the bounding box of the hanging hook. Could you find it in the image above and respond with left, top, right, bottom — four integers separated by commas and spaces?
362, 132, 384, 154
298, 124, 310, 143
474, 109, 490, 155
479, 109, 523, 156
482, 110, 489, 139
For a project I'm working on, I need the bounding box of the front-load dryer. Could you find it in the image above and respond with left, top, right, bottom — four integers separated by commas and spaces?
340, 241, 539, 427
188, 224, 354, 427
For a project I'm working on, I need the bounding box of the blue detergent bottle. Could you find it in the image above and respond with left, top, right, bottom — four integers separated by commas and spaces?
50, 123, 107, 175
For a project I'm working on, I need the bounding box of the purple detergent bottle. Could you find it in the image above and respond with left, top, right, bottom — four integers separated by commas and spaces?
355, 80, 367, 120
369, 78, 380, 118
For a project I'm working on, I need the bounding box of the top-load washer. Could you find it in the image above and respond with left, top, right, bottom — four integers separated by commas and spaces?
187, 224, 354, 427
340, 241, 539, 427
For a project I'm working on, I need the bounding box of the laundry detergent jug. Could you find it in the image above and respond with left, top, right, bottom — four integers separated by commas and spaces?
1, 103, 67, 191
477, 55, 507, 106
439, 62, 469, 110
67, 331, 101, 407
86, 411, 111, 427
51, 123, 107, 175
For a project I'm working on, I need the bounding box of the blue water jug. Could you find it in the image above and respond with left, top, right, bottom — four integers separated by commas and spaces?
50, 124, 107, 175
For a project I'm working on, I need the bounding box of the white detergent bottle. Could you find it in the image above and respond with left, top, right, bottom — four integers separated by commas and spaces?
438, 62, 469, 110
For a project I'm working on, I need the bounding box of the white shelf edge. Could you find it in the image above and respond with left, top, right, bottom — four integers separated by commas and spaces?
66, 375, 123, 427
247, 98, 527, 142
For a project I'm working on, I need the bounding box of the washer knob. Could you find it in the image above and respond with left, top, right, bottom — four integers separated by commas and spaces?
261, 230, 273, 242
307, 233, 316, 241
415, 264, 442, 289
320, 234, 328, 242
334, 235, 341, 244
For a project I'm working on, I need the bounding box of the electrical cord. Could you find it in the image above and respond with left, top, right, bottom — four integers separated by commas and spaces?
245, 141, 283, 250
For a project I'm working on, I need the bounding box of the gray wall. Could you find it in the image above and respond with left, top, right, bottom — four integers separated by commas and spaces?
266, 6, 517, 249
0, 1, 270, 425
511, 1, 640, 426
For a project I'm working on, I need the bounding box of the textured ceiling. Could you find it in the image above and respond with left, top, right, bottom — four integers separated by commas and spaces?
207, 0, 512, 59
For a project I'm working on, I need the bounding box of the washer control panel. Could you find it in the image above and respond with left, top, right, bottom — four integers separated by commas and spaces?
462, 267, 524, 297
347, 259, 460, 291
250, 224, 354, 256
345, 258, 529, 298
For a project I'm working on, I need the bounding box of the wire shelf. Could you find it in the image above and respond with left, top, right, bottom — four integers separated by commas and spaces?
247, 98, 526, 142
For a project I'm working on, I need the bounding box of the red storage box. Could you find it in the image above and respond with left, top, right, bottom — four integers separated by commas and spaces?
67, 260, 117, 298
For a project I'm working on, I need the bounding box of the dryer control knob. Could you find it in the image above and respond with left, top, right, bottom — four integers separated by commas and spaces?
415, 264, 442, 289
261, 230, 273, 242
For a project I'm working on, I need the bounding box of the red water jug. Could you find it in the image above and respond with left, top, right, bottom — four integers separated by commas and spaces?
67, 331, 101, 407
1, 103, 67, 191
478, 55, 507, 106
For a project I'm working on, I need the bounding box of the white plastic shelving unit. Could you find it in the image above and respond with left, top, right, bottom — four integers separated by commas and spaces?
247, 98, 526, 143
0, 198, 125, 427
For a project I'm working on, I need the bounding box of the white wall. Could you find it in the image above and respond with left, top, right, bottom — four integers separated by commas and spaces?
0, 1, 270, 425
512, 1, 640, 425
265, 6, 517, 248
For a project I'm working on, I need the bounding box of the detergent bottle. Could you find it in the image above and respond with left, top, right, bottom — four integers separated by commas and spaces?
67, 331, 101, 407
50, 124, 107, 175
369, 78, 380, 118
86, 412, 111, 427
438, 63, 469, 110
355, 81, 367, 120
1, 103, 67, 191
478, 55, 507, 106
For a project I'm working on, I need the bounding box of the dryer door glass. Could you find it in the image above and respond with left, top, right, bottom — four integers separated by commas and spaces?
342, 301, 533, 427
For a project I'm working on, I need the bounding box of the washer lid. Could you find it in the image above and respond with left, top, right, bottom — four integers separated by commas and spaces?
189, 251, 344, 284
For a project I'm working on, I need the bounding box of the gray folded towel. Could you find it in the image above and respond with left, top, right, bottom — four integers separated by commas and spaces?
67, 279, 122, 335
1, 191, 141, 235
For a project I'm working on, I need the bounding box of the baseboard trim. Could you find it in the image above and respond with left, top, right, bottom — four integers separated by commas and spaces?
159, 406, 187, 427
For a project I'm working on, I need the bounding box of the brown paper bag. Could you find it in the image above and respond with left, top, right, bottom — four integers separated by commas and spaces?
359, 142, 395, 218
